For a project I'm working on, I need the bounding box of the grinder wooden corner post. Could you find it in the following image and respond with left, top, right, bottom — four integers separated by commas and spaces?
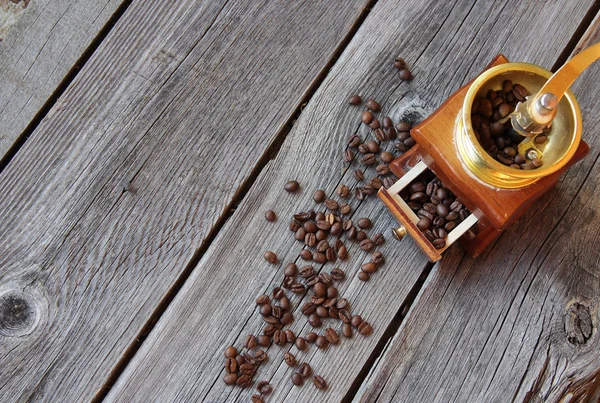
379, 43, 600, 262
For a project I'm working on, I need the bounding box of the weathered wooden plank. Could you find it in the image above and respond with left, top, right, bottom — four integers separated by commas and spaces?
106, 0, 595, 402
0, 0, 125, 160
0, 0, 372, 400
357, 15, 600, 403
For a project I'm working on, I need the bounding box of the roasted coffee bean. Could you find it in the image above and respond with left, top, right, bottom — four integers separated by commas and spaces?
337, 184, 350, 198
404, 137, 416, 148
436, 203, 449, 218
311, 295, 325, 305
354, 187, 365, 201
360, 238, 375, 251
299, 249, 312, 261
265, 210, 277, 222
236, 374, 252, 388
289, 219, 301, 232
326, 248, 336, 262
302, 302, 316, 315
339, 204, 351, 216
284, 263, 298, 277
264, 251, 278, 264
295, 337, 307, 350
260, 304, 272, 317
283, 276, 295, 289
224, 373, 238, 385
383, 176, 396, 188
378, 150, 394, 164
445, 221, 456, 232
395, 141, 408, 153
356, 217, 371, 229
349, 94, 362, 105
346, 226, 357, 239
298, 362, 313, 378
339, 309, 352, 323
257, 380, 272, 395
225, 357, 237, 374
309, 313, 322, 327
284, 180, 300, 192
356, 230, 368, 242
224, 346, 238, 358
358, 143, 370, 154
264, 315, 280, 325
295, 227, 307, 241
251, 394, 264, 403
374, 128, 386, 141
327, 286, 338, 299
351, 315, 363, 328
334, 239, 344, 251
417, 217, 431, 230
245, 334, 258, 349
313, 252, 327, 264
271, 305, 283, 319
256, 294, 270, 306
360, 153, 376, 165
305, 332, 318, 343
531, 157, 543, 168
335, 298, 349, 310
322, 297, 336, 308
314, 282, 327, 297
291, 283, 305, 294
315, 335, 328, 349
331, 267, 345, 281
342, 323, 353, 338
312, 375, 328, 390
372, 232, 385, 245
324, 199, 339, 210
366, 99, 381, 112
306, 276, 320, 287
312, 191, 326, 205
376, 163, 390, 176
316, 240, 330, 252
273, 287, 284, 299
295, 210, 315, 222
273, 330, 286, 346
385, 127, 397, 140
240, 362, 256, 375
236, 354, 246, 366
371, 251, 384, 265
304, 221, 317, 233
254, 349, 267, 362
358, 321, 373, 335
369, 119, 381, 129
319, 272, 333, 286
315, 229, 328, 241
280, 296, 291, 311
329, 306, 340, 320
358, 271, 370, 281
291, 372, 304, 386
432, 238, 446, 249
363, 184, 376, 195
305, 233, 317, 247
284, 352, 297, 367
324, 328, 340, 345
361, 111, 374, 124
343, 149, 354, 162
354, 168, 365, 181
432, 216, 445, 228
399, 68, 412, 80
365, 140, 379, 154
370, 177, 383, 189
361, 262, 377, 273
316, 306, 329, 318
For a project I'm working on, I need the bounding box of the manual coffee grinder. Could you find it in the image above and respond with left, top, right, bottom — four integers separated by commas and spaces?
379, 43, 600, 262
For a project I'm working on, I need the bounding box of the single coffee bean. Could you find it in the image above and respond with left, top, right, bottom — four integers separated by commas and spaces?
356, 230, 368, 242
236, 374, 252, 388
360, 238, 375, 251
349, 94, 362, 105
298, 362, 313, 378
291, 372, 304, 386
436, 204, 449, 218
329, 306, 340, 320
251, 394, 264, 403
235, 354, 246, 367
361, 111, 374, 124
342, 323, 353, 338
257, 380, 272, 395
264, 251, 278, 264
273, 287, 285, 299
224, 346, 237, 358
305, 332, 318, 343
284, 352, 297, 367
224, 373, 238, 385
309, 313, 322, 327
399, 68, 413, 80
245, 334, 257, 349
273, 330, 286, 346
305, 233, 317, 247
366, 140, 380, 154
316, 239, 330, 252
254, 349, 268, 362
385, 127, 397, 141
336, 245, 347, 260
432, 238, 446, 249
324, 327, 340, 344
313, 375, 328, 390
284, 180, 300, 193
264, 315, 280, 325
256, 294, 270, 306
299, 249, 312, 261
354, 168, 365, 181
289, 219, 301, 232
445, 221, 456, 231
366, 99, 381, 112
326, 247, 336, 262
316, 306, 329, 318
313, 189, 326, 203
264, 210, 277, 222
343, 149, 354, 162
311, 295, 325, 305
358, 143, 369, 154
417, 217, 431, 230
358, 321, 373, 335
354, 187, 365, 201
283, 276, 295, 289
285, 329, 296, 343
313, 252, 327, 264
304, 221, 318, 233
302, 302, 316, 315
375, 128, 386, 141
369, 119, 381, 129
240, 363, 256, 375
225, 357, 237, 374
337, 184, 350, 198
339, 309, 351, 323
284, 263, 298, 277
295, 227, 307, 242
339, 204, 351, 216
260, 304, 272, 317
433, 216, 445, 228
315, 229, 327, 241
327, 286, 338, 299
361, 262, 377, 273
257, 335, 271, 347
315, 335, 328, 349
371, 251, 384, 265
357, 217, 372, 229
300, 265, 315, 279
291, 283, 305, 294
360, 153, 376, 166
331, 267, 345, 281
372, 233, 385, 246
295, 337, 307, 350
351, 315, 363, 328
324, 199, 339, 210
376, 163, 390, 176
358, 271, 370, 281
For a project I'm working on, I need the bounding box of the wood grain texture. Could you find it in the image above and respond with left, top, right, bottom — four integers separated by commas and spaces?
106, 0, 595, 402
358, 15, 600, 403
0, 0, 371, 400
0, 0, 124, 159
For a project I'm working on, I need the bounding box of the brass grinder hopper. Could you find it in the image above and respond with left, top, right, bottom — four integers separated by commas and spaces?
379, 44, 600, 262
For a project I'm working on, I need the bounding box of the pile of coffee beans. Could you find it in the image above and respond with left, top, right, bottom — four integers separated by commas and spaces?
472, 81, 547, 169
401, 175, 471, 249
222, 56, 418, 401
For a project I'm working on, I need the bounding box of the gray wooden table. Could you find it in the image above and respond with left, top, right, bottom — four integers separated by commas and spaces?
1, 0, 599, 401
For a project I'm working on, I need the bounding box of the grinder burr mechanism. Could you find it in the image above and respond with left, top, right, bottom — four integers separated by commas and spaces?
379, 43, 600, 262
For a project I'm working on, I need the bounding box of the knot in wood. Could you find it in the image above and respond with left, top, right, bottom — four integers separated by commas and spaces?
565, 302, 593, 346
0, 291, 38, 337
